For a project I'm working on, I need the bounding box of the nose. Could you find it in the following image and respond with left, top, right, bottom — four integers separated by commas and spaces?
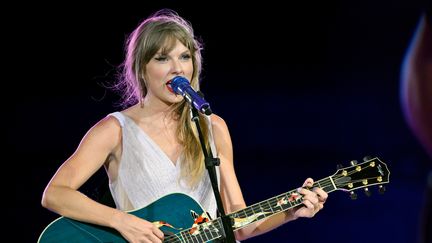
171, 59, 184, 75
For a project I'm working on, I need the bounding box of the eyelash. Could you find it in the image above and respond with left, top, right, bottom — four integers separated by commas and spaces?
154, 54, 191, 62
154, 56, 168, 61
181, 54, 191, 60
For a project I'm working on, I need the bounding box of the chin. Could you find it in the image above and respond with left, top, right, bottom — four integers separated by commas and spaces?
166, 96, 184, 105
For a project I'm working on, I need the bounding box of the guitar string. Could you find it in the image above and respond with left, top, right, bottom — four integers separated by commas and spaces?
163, 164, 384, 242
227, 177, 334, 221
163, 178, 336, 242
227, 174, 383, 222
231, 176, 338, 215
163, 217, 221, 242
163, 218, 224, 242
230, 189, 320, 220
239, 172, 383, 214
163, 181, 379, 243
42, 163, 383, 243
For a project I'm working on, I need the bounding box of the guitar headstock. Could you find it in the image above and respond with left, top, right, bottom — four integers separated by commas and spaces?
331, 156, 390, 199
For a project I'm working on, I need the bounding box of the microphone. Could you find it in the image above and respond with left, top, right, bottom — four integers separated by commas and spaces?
170, 76, 212, 115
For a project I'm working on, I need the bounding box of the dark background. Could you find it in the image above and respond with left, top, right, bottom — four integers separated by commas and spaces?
11, 1, 431, 242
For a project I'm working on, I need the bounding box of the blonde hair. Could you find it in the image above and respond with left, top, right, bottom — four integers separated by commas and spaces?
114, 9, 210, 187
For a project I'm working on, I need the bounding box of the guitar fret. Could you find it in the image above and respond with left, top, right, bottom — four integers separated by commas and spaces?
177, 231, 185, 243
259, 202, 265, 213
259, 201, 269, 219
269, 197, 280, 212
289, 191, 302, 208
251, 204, 256, 215
203, 224, 216, 242
286, 191, 294, 208
192, 234, 199, 243
190, 232, 197, 243
181, 231, 190, 243
205, 228, 213, 242
207, 218, 222, 241
168, 234, 181, 243
207, 222, 216, 240
266, 199, 275, 213
173, 231, 184, 243
197, 229, 204, 242
177, 234, 184, 243
240, 208, 247, 218
258, 204, 264, 218
217, 219, 225, 240
323, 185, 334, 192
181, 230, 193, 243
317, 177, 336, 193
283, 191, 292, 208
276, 195, 284, 211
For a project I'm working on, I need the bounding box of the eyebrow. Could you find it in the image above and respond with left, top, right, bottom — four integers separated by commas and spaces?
156, 49, 191, 56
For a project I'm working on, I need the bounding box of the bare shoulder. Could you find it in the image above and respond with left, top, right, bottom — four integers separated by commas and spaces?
90, 115, 121, 135
82, 114, 122, 150
209, 114, 232, 148
209, 114, 229, 134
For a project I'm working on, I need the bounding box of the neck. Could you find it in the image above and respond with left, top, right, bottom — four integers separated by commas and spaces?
128, 97, 179, 129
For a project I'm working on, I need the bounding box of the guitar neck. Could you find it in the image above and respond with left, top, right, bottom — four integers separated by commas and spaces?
166, 177, 336, 243
227, 176, 336, 231
165, 157, 389, 242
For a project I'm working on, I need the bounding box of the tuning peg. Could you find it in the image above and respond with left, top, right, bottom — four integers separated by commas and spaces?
350, 191, 357, 200
363, 156, 373, 161
350, 160, 358, 166
337, 164, 343, 170
378, 185, 386, 194
364, 188, 371, 197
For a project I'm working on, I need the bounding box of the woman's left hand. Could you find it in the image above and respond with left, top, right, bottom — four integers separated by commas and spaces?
291, 178, 328, 219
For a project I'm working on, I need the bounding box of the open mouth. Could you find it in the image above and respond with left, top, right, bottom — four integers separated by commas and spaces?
166, 80, 174, 94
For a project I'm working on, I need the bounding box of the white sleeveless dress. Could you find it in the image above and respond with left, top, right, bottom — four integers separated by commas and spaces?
107, 111, 220, 220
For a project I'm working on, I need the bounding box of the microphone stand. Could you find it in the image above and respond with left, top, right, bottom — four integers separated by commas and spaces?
190, 106, 236, 243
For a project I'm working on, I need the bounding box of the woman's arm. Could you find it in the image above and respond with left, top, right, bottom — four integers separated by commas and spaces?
41, 116, 164, 242
210, 115, 327, 241
41, 116, 121, 226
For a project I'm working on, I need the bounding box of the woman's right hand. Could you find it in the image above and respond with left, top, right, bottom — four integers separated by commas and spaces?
111, 211, 164, 243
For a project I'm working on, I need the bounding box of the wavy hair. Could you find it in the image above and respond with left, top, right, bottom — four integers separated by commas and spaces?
113, 9, 210, 187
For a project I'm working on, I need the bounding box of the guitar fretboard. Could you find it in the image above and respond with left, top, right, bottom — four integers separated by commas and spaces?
228, 176, 336, 231
164, 176, 336, 242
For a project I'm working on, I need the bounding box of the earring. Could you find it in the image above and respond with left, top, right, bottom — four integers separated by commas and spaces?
140, 97, 144, 108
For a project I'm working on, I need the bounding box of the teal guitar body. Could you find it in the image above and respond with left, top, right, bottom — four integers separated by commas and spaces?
38, 193, 215, 243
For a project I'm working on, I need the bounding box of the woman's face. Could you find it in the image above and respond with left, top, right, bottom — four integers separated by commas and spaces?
144, 39, 194, 106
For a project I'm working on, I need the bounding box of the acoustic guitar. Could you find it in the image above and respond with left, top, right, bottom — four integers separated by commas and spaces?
38, 157, 390, 242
